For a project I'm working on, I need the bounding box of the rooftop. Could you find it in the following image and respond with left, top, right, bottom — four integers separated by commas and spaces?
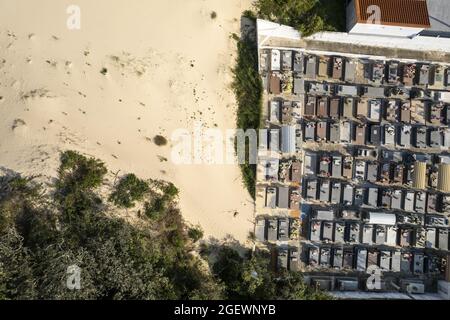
354, 0, 431, 28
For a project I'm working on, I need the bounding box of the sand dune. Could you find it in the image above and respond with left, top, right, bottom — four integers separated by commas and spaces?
0, 0, 254, 243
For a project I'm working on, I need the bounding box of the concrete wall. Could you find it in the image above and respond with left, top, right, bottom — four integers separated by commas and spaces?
349, 23, 424, 38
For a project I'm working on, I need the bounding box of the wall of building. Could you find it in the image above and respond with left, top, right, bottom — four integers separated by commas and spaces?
349, 23, 424, 38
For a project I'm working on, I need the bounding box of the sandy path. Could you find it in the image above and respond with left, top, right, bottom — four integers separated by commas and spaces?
0, 0, 254, 243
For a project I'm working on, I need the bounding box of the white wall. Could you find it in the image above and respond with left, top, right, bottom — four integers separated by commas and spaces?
349, 23, 424, 38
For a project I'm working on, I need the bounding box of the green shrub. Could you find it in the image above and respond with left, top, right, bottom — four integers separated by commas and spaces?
153, 135, 168, 146
188, 226, 204, 243
109, 174, 150, 208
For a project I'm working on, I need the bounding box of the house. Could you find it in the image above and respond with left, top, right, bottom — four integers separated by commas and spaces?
385, 99, 398, 122
404, 191, 415, 211
367, 162, 379, 182
289, 248, 299, 271
310, 221, 321, 242
355, 161, 366, 181
269, 73, 281, 94
348, 222, 361, 243
269, 129, 280, 152
337, 84, 358, 96
426, 227, 437, 248
367, 187, 379, 207
322, 222, 333, 241
340, 121, 352, 144
269, 100, 280, 123
355, 188, 365, 206
320, 247, 331, 267
319, 179, 331, 203
315, 209, 335, 220
412, 100, 426, 124
277, 248, 288, 270
368, 99, 382, 122
415, 191, 427, 213
368, 250, 379, 268
305, 55, 317, 79
308, 82, 330, 95
255, 218, 267, 241
357, 248, 368, 271
290, 161, 302, 183
362, 86, 386, 98
427, 192, 438, 213
278, 218, 290, 241
332, 57, 344, 80
372, 61, 385, 84
281, 50, 292, 71
375, 225, 387, 244
334, 222, 345, 243
345, 59, 357, 82
267, 218, 278, 241
317, 96, 329, 118
401, 252, 412, 272
316, 121, 328, 142
381, 189, 392, 208
343, 184, 354, 205
343, 157, 354, 179
413, 253, 424, 274
304, 153, 317, 175
343, 97, 355, 118
418, 64, 432, 85
400, 102, 411, 123
438, 229, 449, 250
330, 97, 341, 119
329, 123, 340, 143
383, 124, 396, 146
380, 251, 391, 271
387, 61, 400, 84
429, 102, 444, 125
309, 246, 319, 266
403, 64, 417, 86
398, 125, 412, 147
391, 251, 401, 272
290, 188, 301, 209
356, 99, 368, 119
318, 56, 330, 78
333, 248, 343, 269
391, 189, 403, 210
386, 226, 397, 246
346, 0, 431, 38
414, 126, 428, 148
319, 155, 331, 176
393, 163, 405, 185
293, 77, 305, 95
400, 228, 413, 247
271, 49, 281, 71
369, 125, 381, 146
306, 179, 318, 200
355, 124, 366, 145
304, 96, 317, 116
281, 101, 292, 124
332, 156, 343, 178
281, 125, 296, 154
343, 250, 355, 269
293, 51, 303, 73
331, 182, 342, 204
278, 186, 290, 209
363, 225, 374, 244
304, 122, 316, 142
380, 162, 391, 183
265, 187, 277, 208
429, 129, 442, 148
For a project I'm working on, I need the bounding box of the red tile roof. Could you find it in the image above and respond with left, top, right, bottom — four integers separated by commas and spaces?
354, 0, 431, 28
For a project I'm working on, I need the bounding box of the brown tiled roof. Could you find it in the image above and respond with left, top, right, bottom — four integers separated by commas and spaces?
355, 0, 431, 28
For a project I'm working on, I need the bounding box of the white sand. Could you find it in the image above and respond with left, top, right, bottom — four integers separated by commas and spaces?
0, 0, 254, 243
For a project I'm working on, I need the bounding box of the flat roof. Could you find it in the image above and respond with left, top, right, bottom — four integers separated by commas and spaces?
426, 0, 450, 33
354, 0, 431, 28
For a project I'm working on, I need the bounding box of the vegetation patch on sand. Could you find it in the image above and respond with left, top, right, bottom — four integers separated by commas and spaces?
0, 150, 330, 300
